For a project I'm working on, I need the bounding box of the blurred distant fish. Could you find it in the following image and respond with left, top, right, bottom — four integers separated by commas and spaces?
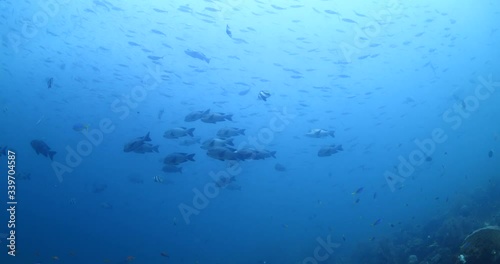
162, 164, 183, 174
158, 108, 164, 120
124, 132, 159, 153
372, 219, 382, 226
163, 127, 195, 139
489, 150, 494, 158
163, 152, 195, 166
206, 147, 239, 161
274, 163, 286, 172
148, 55, 164, 60
226, 24, 232, 38
258, 90, 271, 101
0, 146, 7, 156
342, 18, 358, 24
73, 123, 89, 132
352, 187, 364, 195
217, 127, 245, 138
31, 140, 56, 160
47, 77, 53, 88
184, 109, 210, 122
317, 144, 343, 157
236, 148, 276, 160
179, 137, 201, 146
185, 49, 210, 63
201, 112, 232, 124
201, 137, 234, 150
305, 128, 335, 138
238, 88, 251, 96
215, 175, 236, 188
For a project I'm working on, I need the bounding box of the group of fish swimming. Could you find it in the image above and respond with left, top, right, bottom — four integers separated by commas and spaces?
122, 108, 280, 175
14, 90, 345, 179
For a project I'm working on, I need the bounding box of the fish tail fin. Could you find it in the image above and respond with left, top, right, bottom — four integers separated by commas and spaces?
240, 129, 245, 135
153, 145, 159, 153
188, 154, 195, 161
179, 167, 183, 174
206, 58, 211, 64
329, 131, 335, 137
271, 151, 277, 158
144, 132, 152, 141
225, 114, 233, 121
204, 109, 210, 115
187, 128, 195, 137
337, 145, 343, 151
227, 138, 234, 146
49, 151, 56, 160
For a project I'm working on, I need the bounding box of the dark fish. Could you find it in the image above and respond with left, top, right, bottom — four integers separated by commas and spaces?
200, 112, 232, 124
147, 55, 164, 60
317, 145, 343, 157
91, 183, 107, 193
151, 29, 166, 36
177, 5, 192, 13
271, 4, 285, 10
324, 10, 340, 15
205, 7, 219, 12
73, 123, 89, 132
153, 8, 168, 13
236, 148, 276, 160
184, 49, 210, 63
0, 146, 7, 156
163, 153, 195, 166
162, 165, 182, 173
353, 11, 367, 17
352, 187, 364, 195
216, 127, 245, 138
206, 147, 239, 161
132, 143, 159, 153
184, 109, 210, 122
215, 175, 236, 188
274, 163, 286, 172
31, 140, 56, 160
372, 219, 382, 226
158, 108, 164, 120
128, 41, 141, 47
226, 25, 232, 38
342, 18, 358, 24
124, 132, 158, 153
163, 127, 195, 139
47, 77, 53, 88
489, 150, 494, 158
238, 88, 251, 96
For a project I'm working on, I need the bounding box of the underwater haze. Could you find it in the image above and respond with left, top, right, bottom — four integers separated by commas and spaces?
1, 0, 500, 263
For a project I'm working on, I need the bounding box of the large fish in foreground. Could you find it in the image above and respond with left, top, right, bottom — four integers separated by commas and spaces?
31, 140, 56, 160
185, 49, 210, 63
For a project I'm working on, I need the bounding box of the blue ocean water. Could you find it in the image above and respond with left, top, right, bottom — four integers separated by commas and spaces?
1, 0, 500, 263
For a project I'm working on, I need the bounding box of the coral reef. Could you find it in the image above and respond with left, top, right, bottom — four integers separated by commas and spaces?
459, 226, 500, 264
